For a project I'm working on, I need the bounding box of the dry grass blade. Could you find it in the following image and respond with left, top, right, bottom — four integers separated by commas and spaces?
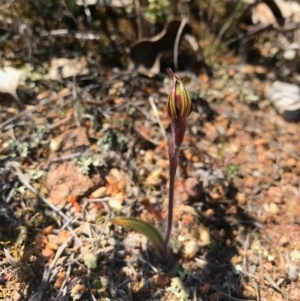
28, 235, 74, 301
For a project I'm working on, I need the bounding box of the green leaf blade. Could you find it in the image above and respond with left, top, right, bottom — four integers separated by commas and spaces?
110, 217, 165, 255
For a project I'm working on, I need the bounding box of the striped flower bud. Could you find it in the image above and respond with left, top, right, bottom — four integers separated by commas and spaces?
166, 68, 192, 121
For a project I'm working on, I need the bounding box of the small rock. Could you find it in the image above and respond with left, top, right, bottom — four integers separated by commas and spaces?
13, 291, 21, 301
287, 157, 297, 167
267, 186, 283, 204
287, 264, 299, 281
236, 192, 246, 206
231, 255, 242, 264
54, 270, 66, 289
90, 186, 107, 198
199, 226, 210, 244
264, 261, 273, 272
35, 233, 48, 246
41, 245, 54, 259
279, 236, 289, 247
47, 234, 62, 246
245, 176, 256, 188
205, 208, 214, 217
153, 274, 170, 287
183, 240, 199, 259
184, 177, 203, 201
156, 159, 169, 169
265, 81, 300, 121
45, 160, 102, 206
49, 136, 63, 152
47, 241, 59, 251
269, 202, 279, 215
42, 225, 53, 235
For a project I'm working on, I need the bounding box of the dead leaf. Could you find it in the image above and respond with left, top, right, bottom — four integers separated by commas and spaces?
0, 66, 25, 109
49, 57, 89, 80
128, 19, 203, 76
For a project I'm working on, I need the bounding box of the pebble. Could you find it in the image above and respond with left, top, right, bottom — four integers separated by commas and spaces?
49, 136, 63, 152
13, 291, 21, 301
287, 264, 299, 281
153, 274, 170, 287
287, 157, 297, 167
184, 177, 203, 199
279, 236, 289, 246
41, 245, 54, 258
263, 202, 279, 215
236, 192, 246, 206
205, 208, 214, 217
199, 226, 210, 244
269, 202, 279, 215
267, 186, 283, 204
183, 240, 199, 259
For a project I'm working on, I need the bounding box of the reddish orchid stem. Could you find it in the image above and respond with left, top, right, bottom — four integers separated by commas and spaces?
164, 117, 186, 249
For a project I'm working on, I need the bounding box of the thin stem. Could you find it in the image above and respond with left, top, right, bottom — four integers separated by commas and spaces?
164, 143, 179, 249
164, 117, 186, 249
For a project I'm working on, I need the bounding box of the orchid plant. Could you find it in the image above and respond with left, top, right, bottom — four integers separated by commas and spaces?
110, 68, 192, 258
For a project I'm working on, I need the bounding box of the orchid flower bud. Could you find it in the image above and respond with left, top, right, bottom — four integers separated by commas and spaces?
166, 68, 192, 121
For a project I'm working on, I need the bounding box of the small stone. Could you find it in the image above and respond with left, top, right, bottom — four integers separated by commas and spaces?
205, 208, 214, 217
236, 192, 246, 206
184, 177, 203, 200
49, 136, 63, 152
156, 159, 169, 169
90, 186, 107, 198
153, 274, 170, 287
231, 255, 242, 264
42, 225, 53, 235
47, 241, 59, 251
287, 157, 297, 167
287, 264, 299, 281
13, 291, 21, 301
245, 176, 255, 188
267, 186, 283, 204
199, 226, 210, 244
183, 240, 199, 259
41, 245, 54, 258
264, 261, 273, 271
279, 236, 289, 247
47, 234, 62, 246
269, 202, 279, 215
228, 68, 235, 77
54, 270, 66, 289
35, 233, 48, 246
